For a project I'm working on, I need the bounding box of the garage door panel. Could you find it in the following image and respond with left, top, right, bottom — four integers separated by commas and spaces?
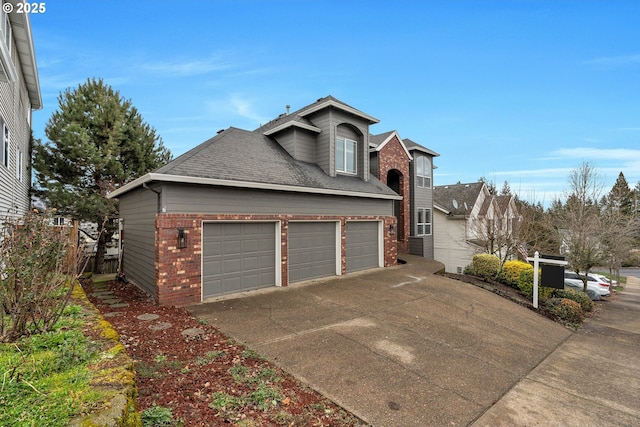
346, 221, 379, 272
288, 222, 337, 283
203, 223, 276, 299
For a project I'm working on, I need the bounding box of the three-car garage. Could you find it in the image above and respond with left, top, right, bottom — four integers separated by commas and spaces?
201, 220, 382, 300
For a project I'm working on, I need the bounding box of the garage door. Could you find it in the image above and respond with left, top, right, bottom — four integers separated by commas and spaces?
202, 222, 276, 299
288, 222, 337, 283
346, 221, 380, 272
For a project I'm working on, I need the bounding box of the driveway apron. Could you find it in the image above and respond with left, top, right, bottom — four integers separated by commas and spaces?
189, 256, 572, 426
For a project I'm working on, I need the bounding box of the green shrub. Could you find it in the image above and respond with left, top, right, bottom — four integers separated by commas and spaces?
471, 253, 500, 280
501, 260, 533, 287
545, 297, 584, 324
517, 268, 553, 302
463, 264, 475, 275
553, 289, 594, 312
142, 403, 181, 427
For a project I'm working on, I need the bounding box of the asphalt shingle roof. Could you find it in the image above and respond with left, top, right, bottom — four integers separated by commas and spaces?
433, 182, 484, 215
403, 138, 440, 157
155, 127, 398, 197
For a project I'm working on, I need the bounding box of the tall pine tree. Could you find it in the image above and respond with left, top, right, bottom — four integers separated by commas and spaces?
607, 172, 633, 214
33, 78, 171, 273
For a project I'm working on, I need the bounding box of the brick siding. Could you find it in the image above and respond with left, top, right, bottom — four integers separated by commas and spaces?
153, 213, 397, 306
376, 135, 411, 253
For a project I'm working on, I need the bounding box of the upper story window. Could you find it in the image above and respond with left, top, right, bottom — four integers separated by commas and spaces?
417, 207, 432, 235
336, 137, 356, 174
416, 155, 431, 188
0, 5, 17, 83
1, 118, 8, 168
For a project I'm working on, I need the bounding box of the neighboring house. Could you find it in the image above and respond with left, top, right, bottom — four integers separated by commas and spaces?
78, 222, 120, 258
0, 2, 42, 223
109, 96, 439, 305
433, 182, 520, 273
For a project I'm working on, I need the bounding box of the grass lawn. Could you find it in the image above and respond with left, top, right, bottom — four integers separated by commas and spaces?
0, 285, 137, 427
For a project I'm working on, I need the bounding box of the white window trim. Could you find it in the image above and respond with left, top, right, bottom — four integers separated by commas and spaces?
417, 207, 432, 236
336, 137, 357, 175
1, 120, 8, 169
416, 156, 432, 188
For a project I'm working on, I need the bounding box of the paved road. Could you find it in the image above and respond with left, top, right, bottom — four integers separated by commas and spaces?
618, 268, 640, 279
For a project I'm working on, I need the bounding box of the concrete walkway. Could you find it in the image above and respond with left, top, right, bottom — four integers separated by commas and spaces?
189, 256, 577, 426
473, 275, 640, 426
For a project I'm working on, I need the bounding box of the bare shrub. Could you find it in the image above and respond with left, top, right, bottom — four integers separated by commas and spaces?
1, 211, 82, 342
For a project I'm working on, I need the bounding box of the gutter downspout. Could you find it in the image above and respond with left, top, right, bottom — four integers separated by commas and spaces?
142, 182, 162, 213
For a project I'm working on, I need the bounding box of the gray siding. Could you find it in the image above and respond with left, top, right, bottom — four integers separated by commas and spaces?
332, 110, 370, 182
162, 184, 393, 217
293, 129, 317, 163
409, 151, 435, 259
119, 187, 158, 297
409, 237, 424, 257
408, 236, 434, 259
271, 127, 317, 163
369, 152, 379, 178
305, 108, 371, 179
272, 129, 295, 159
0, 54, 32, 220
307, 111, 331, 174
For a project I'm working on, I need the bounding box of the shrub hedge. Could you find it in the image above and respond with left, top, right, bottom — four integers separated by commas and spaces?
501, 260, 533, 288
553, 289, 594, 312
471, 253, 500, 281
545, 298, 584, 324
517, 268, 553, 302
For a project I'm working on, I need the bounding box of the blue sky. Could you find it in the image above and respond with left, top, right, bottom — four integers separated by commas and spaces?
30, 1, 640, 205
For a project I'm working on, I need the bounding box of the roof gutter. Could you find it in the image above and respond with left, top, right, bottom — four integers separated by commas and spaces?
108, 173, 402, 201
7, 1, 42, 109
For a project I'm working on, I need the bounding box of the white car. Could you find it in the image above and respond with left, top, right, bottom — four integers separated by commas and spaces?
564, 271, 611, 297
589, 273, 617, 287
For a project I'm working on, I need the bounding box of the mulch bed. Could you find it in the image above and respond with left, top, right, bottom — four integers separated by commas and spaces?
441, 272, 604, 322
81, 278, 366, 427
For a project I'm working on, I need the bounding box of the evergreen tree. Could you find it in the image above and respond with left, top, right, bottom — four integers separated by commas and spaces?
600, 173, 639, 271
479, 176, 497, 194
500, 180, 512, 196
33, 78, 171, 273
606, 172, 633, 214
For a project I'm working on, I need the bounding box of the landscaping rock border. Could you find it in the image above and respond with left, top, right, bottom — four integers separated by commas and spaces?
69, 275, 141, 427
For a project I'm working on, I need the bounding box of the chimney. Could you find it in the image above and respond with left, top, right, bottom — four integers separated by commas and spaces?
286, 104, 290, 114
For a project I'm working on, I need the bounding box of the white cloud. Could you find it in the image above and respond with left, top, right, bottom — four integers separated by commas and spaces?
584, 53, 640, 67
205, 95, 270, 127
551, 147, 640, 161
140, 55, 232, 77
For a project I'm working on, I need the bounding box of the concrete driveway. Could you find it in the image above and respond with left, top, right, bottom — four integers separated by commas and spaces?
189, 255, 571, 426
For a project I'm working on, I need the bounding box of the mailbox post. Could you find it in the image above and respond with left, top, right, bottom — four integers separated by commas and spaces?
526, 251, 568, 309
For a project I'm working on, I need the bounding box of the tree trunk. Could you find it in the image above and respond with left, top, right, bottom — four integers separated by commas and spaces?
93, 229, 108, 274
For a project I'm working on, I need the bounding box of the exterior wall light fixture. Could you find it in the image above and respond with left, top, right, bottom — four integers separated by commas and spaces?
177, 227, 187, 249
